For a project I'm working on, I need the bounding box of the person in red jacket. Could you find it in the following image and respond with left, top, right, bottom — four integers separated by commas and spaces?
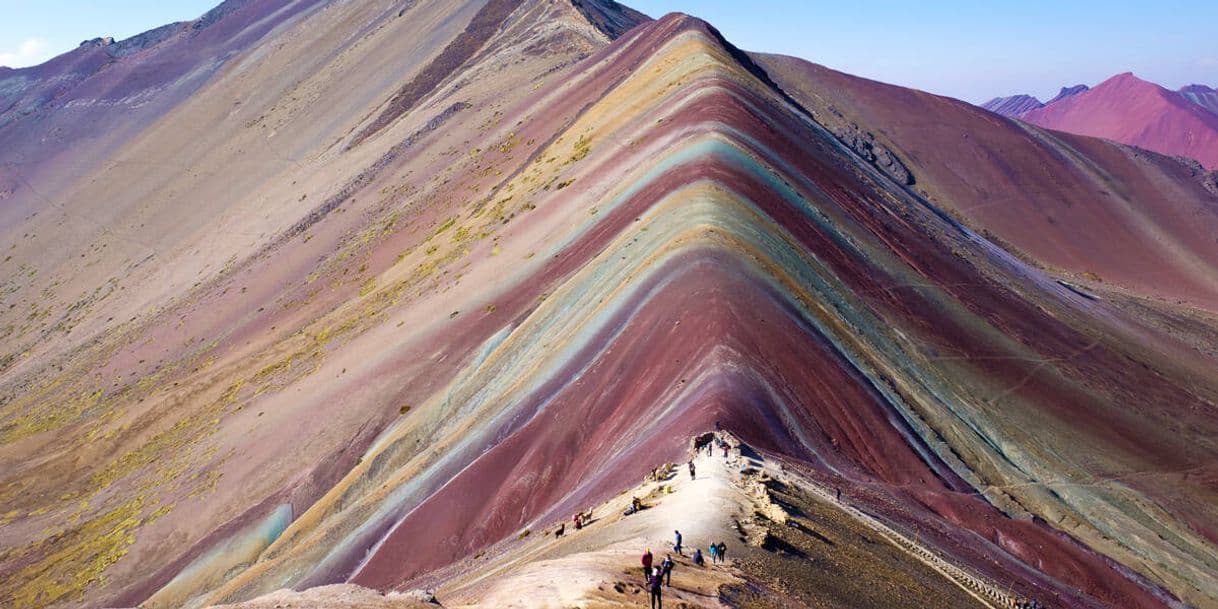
641, 547, 654, 580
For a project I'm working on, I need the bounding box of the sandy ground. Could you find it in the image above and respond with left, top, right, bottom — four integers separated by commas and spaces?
442, 447, 745, 609
202, 584, 435, 609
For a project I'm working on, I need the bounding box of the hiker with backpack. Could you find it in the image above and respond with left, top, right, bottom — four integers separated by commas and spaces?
661, 554, 674, 586
648, 566, 664, 608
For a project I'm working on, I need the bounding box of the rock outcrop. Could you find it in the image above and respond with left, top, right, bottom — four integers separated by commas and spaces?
836, 120, 916, 185
1045, 83, 1088, 104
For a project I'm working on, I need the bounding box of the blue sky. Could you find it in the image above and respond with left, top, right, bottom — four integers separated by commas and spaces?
0, 1, 216, 66
2, 0, 1216, 103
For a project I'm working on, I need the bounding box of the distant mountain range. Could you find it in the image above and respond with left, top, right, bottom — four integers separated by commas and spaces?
983, 73, 1218, 168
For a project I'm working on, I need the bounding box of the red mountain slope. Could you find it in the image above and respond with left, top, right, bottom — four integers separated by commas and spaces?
1020, 73, 1218, 168
757, 55, 1218, 312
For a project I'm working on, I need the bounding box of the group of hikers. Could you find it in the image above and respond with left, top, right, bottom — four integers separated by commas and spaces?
635, 430, 738, 606
640, 531, 730, 608
550, 427, 1050, 609
563, 428, 743, 608
701, 435, 731, 459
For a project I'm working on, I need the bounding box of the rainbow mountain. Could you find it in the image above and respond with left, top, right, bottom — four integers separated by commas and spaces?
2, 2, 1218, 608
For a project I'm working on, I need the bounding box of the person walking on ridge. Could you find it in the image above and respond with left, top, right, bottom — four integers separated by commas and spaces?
717, 541, 727, 563
708, 543, 718, 564
673, 529, 683, 555
661, 554, 674, 586
688, 459, 696, 480
641, 547, 654, 580
648, 566, 664, 608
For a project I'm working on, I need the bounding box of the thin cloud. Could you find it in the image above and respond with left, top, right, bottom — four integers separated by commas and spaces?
0, 38, 53, 68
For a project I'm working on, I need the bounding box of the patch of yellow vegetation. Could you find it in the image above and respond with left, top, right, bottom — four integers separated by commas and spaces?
0, 385, 102, 444
4, 496, 146, 609
568, 133, 591, 164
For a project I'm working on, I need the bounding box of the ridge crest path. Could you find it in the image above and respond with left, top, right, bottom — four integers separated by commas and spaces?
432, 438, 1021, 609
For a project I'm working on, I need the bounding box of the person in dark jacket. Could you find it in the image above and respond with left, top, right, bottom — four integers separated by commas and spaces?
648, 567, 664, 608
716, 541, 727, 562
673, 530, 683, 555
692, 548, 704, 566
641, 548, 654, 580
688, 460, 696, 480
661, 555, 675, 586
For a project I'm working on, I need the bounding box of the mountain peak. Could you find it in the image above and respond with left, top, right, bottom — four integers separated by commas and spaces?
1097, 71, 1156, 90
569, 0, 650, 38
1046, 84, 1089, 103
78, 36, 115, 48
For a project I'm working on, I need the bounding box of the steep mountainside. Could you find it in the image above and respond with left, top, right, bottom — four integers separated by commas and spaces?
758, 55, 1218, 312
3, 4, 1218, 609
1, 0, 645, 606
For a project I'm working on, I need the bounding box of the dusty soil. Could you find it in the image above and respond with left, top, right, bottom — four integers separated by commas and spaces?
719, 478, 988, 609
204, 584, 437, 609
